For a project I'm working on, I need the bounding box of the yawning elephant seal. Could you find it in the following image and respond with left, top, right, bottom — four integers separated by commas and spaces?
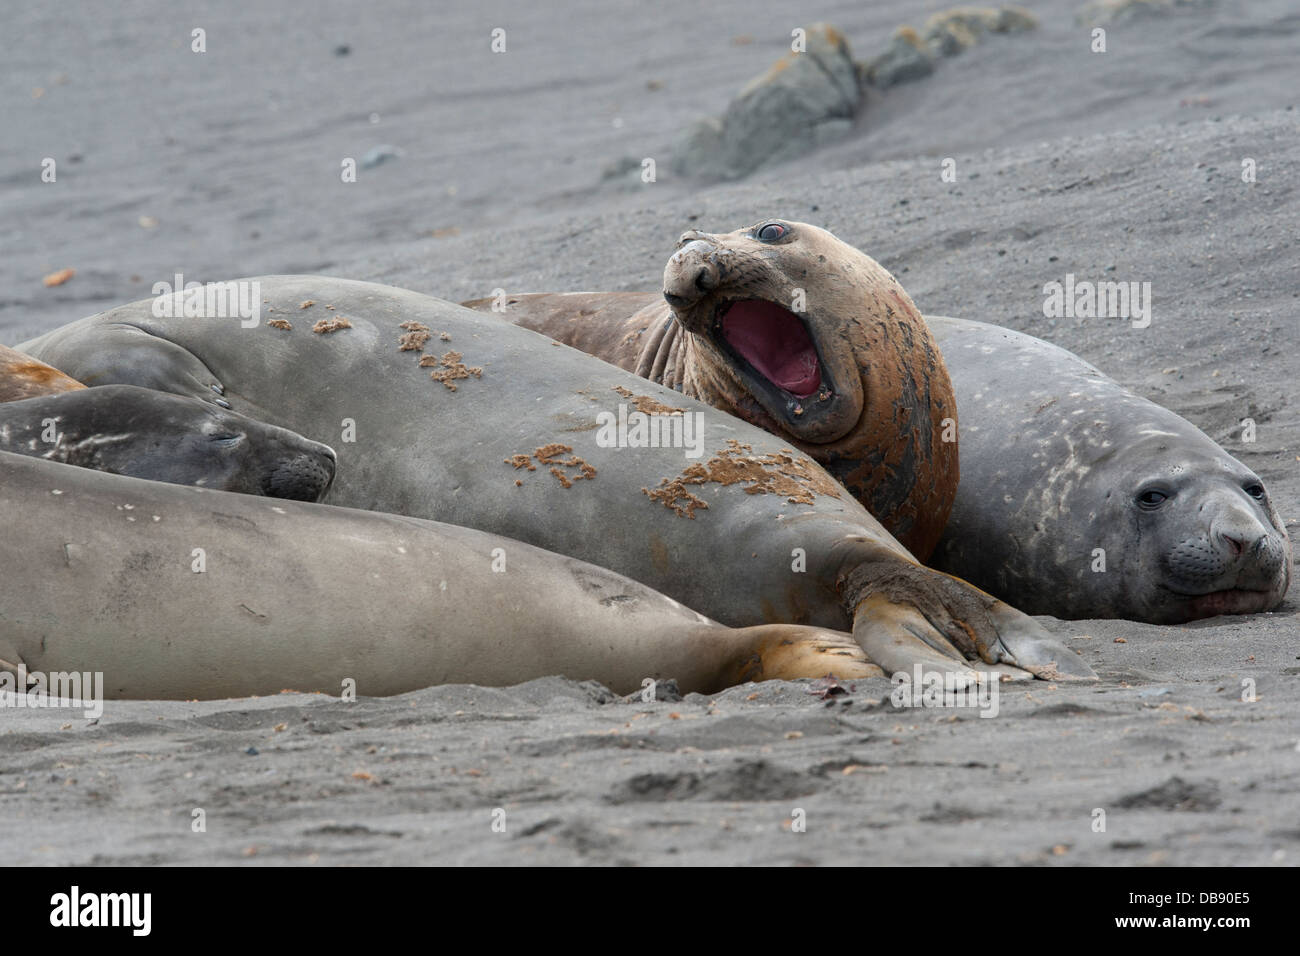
464, 219, 958, 561
0, 450, 878, 698
21, 276, 1093, 683
924, 315, 1291, 623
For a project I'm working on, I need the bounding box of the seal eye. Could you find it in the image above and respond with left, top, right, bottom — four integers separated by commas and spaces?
755, 222, 788, 243
209, 433, 244, 447
1135, 487, 1169, 509
1244, 482, 1266, 500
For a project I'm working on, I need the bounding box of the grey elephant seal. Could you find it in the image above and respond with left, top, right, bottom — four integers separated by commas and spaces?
465, 219, 959, 561
925, 315, 1291, 623
0, 343, 85, 402
0, 450, 878, 698
0, 383, 337, 501
21, 276, 1093, 683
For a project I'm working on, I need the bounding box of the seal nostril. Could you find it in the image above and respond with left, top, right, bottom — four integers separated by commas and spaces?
1219, 532, 1244, 557
694, 267, 715, 294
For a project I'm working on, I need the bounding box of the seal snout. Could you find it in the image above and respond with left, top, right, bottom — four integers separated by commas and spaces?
264, 442, 337, 502
663, 239, 721, 316
1163, 495, 1289, 614
1210, 502, 1282, 574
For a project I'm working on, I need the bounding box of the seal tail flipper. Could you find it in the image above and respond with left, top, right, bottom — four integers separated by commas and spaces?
721, 625, 884, 688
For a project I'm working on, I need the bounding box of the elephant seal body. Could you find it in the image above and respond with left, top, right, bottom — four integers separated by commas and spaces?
0, 451, 877, 698
465, 220, 958, 561
0, 343, 85, 402
925, 315, 1291, 623
21, 276, 1093, 683
0, 384, 337, 500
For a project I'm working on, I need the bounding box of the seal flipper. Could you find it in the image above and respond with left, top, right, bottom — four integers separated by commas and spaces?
977, 599, 1098, 681
18, 322, 229, 407
842, 560, 1096, 682
904, 573, 1097, 681
852, 594, 999, 686
724, 625, 884, 688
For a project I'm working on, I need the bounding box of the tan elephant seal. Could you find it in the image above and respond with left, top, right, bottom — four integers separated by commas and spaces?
464, 219, 959, 561
0, 450, 880, 699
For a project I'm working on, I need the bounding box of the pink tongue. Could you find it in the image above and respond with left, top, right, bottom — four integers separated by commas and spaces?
720, 300, 821, 397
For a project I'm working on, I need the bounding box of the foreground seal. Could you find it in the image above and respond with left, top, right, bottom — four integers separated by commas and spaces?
21, 276, 1093, 682
925, 316, 1291, 623
0, 384, 337, 500
0, 451, 879, 698
0, 343, 85, 402
464, 219, 958, 561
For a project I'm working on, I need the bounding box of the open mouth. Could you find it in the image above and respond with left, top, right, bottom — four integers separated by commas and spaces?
717, 300, 822, 399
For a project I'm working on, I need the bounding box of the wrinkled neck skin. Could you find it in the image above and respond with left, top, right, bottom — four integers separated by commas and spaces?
629, 303, 693, 390
626, 313, 812, 458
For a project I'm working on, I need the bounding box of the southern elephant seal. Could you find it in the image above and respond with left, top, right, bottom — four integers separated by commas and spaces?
0, 450, 878, 698
2, 339, 336, 499
0, 384, 337, 500
0, 343, 85, 402
924, 316, 1291, 623
464, 219, 958, 561
21, 277, 1093, 682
